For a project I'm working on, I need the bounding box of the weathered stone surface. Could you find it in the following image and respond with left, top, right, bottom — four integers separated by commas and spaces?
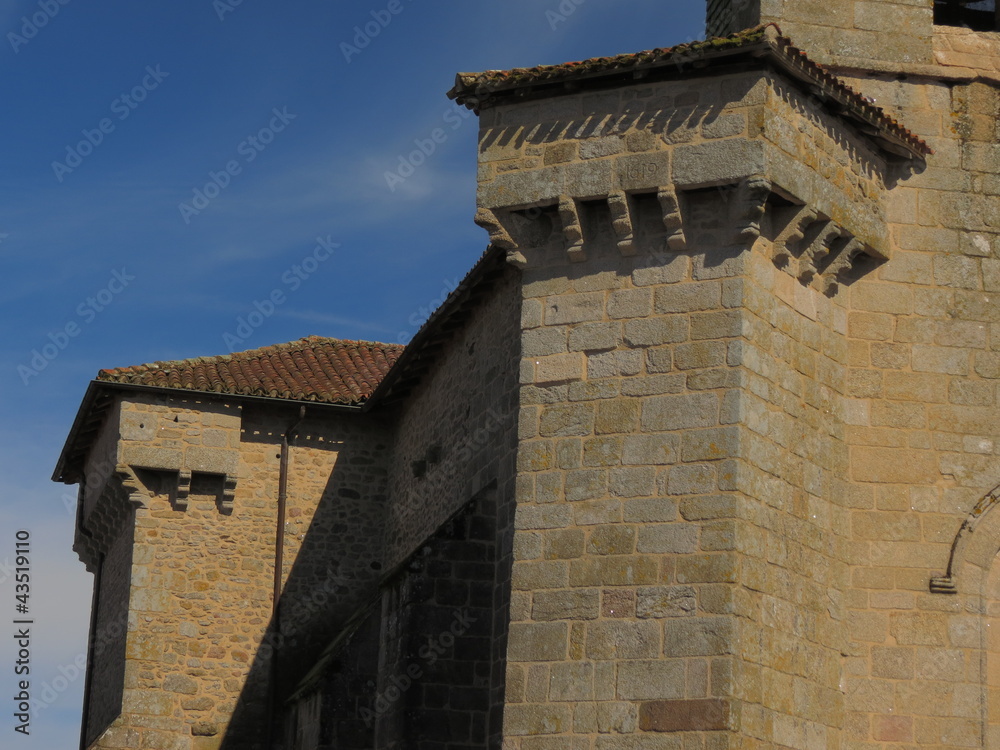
639, 699, 730, 731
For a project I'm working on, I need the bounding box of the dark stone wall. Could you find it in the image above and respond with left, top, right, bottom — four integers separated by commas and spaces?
85, 518, 133, 747
375, 491, 498, 750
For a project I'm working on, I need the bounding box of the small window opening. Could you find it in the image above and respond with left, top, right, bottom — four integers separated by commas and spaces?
934, 0, 999, 31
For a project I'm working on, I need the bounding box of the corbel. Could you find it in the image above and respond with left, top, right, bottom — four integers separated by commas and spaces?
733, 175, 772, 245
799, 221, 843, 284
772, 205, 818, 268
558, 195, 586, 262
657, 187, 687, 251
608, 192, 636, 256
175, 469, 192, 511
115, 464, 151, 509
821, 238, 866, 295
475, 207, 526, 267
219, 475, 237, 515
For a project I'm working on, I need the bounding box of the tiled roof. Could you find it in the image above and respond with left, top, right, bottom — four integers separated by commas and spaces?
97, 336, 403, 405
449, 24, 930, 160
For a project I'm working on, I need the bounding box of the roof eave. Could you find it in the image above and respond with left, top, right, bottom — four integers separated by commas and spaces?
448, 27, 929, 164
52, 380, 367, 485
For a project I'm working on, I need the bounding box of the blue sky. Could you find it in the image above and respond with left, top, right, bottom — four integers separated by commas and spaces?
0, 1, 705, 745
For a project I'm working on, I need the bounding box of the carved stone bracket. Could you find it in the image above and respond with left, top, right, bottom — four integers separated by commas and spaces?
474, 207, 524, 266
657, 187, 687, 252
474, 207, 516, 250
176, 469, 192, 511
608, 192, 636, 257
799, 221, 844, 284
559, 195, 585, 262
733, 175, 772, 245
766, 200, 884, 294
822, 238, 866, 296
115, 464, 152, 509
221, 476, 237, 515
772, 205, 818, 268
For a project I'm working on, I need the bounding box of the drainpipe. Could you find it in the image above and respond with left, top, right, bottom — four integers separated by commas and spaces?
267, 405, 306, 747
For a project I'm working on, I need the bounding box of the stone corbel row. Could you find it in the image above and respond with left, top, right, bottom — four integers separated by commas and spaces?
114, 463, 236, 513
475, 187, 689, 268
76, 462, 238, 569
767, 200, 883, 295
475, 176, 884, 292
726, 176, 885, 293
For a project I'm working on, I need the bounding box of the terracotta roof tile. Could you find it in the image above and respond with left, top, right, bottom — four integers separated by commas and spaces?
97, 336, 403, 405
449, 24, 930, 160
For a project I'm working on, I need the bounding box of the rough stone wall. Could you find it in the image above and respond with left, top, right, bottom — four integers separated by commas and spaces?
271, 263, 522, 749
708, 0, 935, 68
475, 64, 893, 748
267, 408, 392, 697
733, 242, 852, 748
827, 70, 1000, 749
78, 394, 391, 750
383, 263, 521, 570
383, 261, 522, 747
374, 492, 498, 750
280, 605, 381, 750
85, 521, 133, 746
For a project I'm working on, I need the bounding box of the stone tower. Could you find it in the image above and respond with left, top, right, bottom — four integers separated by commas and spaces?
58, 1, 1000, 749
454, 0, 1000, 746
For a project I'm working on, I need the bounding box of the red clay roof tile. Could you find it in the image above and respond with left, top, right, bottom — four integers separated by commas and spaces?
96, 336, 403, 405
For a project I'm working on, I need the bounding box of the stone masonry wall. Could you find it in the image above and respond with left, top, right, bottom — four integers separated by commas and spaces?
829, 70, 1000, 749
85, 519, 134, 747
385, 259, 522, 746
710, 0, 936, 69
374, 492, 498, 750
732, 240, 852, 748
384, 261, 521, 570
707, 7, 1000, 746
474, 62, 892, 748
80, 393, 391, 750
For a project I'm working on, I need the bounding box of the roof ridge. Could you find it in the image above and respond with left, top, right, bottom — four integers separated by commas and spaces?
449, 24, 930, 160
94, 336, 404, 406
98, 336, 403, 377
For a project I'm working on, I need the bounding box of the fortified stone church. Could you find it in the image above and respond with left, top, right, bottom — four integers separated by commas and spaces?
54, 1, 1000, 747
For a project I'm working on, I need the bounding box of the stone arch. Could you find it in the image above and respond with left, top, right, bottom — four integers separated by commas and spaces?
931, 482, 1000, 749
930, 482, 1000, 596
